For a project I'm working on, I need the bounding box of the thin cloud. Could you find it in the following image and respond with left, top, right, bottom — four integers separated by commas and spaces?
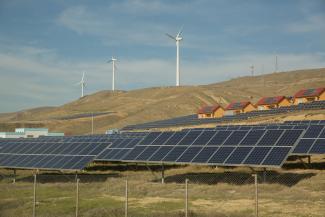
286, 14, 325, 33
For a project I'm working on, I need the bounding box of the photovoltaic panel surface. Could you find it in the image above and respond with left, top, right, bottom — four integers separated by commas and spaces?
120, 129, 305, 168
0, 137, 110, 170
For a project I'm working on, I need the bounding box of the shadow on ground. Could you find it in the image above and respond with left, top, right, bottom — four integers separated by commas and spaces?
88, 163, 179, 172
157, 171, 316, 187
15, 173, 121, 183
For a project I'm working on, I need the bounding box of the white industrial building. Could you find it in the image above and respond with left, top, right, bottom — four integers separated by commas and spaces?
0, 128, 64, 138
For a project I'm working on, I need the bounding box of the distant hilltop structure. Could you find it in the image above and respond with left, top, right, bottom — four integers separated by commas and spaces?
0, 128, 64, 139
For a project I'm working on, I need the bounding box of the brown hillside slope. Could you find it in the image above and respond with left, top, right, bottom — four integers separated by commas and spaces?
0, 68, 325, 135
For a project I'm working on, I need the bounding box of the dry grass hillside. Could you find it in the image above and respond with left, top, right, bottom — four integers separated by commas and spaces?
0, 68, 325, 135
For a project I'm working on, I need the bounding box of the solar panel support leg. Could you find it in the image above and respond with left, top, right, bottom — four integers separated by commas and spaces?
75, 175, 80, 217
263, 168, 267, 183
161, 164, 165, 184
308, 156, 311, 165
33, 172, 37, 217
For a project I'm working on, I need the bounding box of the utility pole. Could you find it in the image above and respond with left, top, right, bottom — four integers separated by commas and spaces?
91, 113, 94, 135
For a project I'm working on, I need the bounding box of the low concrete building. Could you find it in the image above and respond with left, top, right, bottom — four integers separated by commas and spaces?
256, 96, 291, 110
224, 101, 256, 116
0, 128, 64, 138
197, 105, 225, 119
293, 88, 325, 105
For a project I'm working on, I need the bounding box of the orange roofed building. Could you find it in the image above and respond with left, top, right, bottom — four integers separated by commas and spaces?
293, 88, 325, 105
224, 101, 256, 116
256, 96, 291, 110
197, 105, 225, 119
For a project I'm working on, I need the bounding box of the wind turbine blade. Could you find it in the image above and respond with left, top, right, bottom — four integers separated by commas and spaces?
166, 33, 176, 40
107, 60, 113, 63
177, 26, 183, 37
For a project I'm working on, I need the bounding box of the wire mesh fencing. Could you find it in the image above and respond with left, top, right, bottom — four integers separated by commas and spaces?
0, 167, 324, 217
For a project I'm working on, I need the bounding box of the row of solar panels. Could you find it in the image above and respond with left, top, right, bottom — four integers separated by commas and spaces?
97, 129, 305, 167
0, 122, 324, 171
97, 125, 325, 167
123, 101, 325, 130
0, 142, 109, 170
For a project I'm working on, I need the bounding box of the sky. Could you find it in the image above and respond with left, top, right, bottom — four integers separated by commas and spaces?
0, 0, 325, 113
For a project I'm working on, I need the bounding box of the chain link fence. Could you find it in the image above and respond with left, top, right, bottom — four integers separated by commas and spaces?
0, 165, 324, 217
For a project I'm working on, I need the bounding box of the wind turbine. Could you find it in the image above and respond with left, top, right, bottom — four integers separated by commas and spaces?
107, 57, 117, 91
250, 65, 254, 76
77, 72, 86, 98
166, 27, 183, 86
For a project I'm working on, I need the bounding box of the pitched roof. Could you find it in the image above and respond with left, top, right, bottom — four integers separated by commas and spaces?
294, 88, 325, 98
226, 101, 252, 110
197, 105, 222, 114
256, 96, 286, 106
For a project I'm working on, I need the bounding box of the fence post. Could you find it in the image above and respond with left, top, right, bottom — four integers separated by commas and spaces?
253, 174, 258, 217
75, 177, 80, 217
161, 164, 165, 184
185, 178, 189, 217
13, 169, 16, 184
33, 172, 37, 217
125, 179, 128, 217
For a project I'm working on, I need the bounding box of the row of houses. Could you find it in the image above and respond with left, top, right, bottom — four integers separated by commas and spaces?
198, 87, 325, 118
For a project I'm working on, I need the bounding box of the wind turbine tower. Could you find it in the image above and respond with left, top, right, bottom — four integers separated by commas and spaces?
107, 57, 117, 91
250, 65, 254, 76
166, 27, 183, 86
275, 55, 278, 73
77, 72, 86, 98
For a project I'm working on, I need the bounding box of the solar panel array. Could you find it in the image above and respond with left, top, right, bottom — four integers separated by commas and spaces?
0, 136, 111, 171
0, 121, 324, 171
123, 100, 325, 130
117, 129, 305, 167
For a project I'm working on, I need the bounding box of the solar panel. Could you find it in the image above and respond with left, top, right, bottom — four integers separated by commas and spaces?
207, 131, 232, 146
148, 146, 174, 161
244, 147, 272, 165
303, 125, 324, 138
257, 130, 283, 146
208, 147, 235, 164
0, 138, 109, 170
164, 131, 188, 145
176, 147, 203, 163
151, 132, 174, 145
223, 131, 248, 146
262, 147, 292, 166
240, 130, 265, 145
191, 131, 216, 146
163, 146, 188, 162
308, 139, 325, 154
225, 147, 253, 165
191, 147, 219, 163
292, 139, 315, 154
177, 131, 203, 146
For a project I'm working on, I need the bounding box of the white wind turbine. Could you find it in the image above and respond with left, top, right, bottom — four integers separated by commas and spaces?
77, 72, 86, 98
166, 27, 183, 86
107, 57, 117, 91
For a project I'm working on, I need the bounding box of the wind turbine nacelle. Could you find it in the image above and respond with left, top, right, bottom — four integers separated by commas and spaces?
176, 37, 183, 41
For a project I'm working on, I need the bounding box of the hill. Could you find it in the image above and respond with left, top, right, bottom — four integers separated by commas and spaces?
0, 68, 325, 135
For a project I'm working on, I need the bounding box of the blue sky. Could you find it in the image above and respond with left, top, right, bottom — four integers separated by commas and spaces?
0, 0, 325, 113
